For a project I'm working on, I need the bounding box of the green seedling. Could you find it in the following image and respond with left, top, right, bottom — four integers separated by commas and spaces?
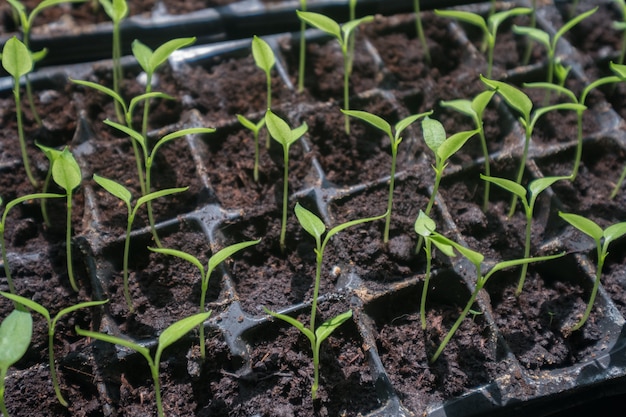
148, 239, 260, 359
102, 120, 215, 247
264, 203, 386, 399
481, 174, 569, 295
2, 36, 38, 188
613, 0, 626, 65
296, 11, 374, 134
480, 75, 586, 216
132, 37, 196, 139
76, 311, 210, 417
99, 0, 129, 123
35, 142, 64, 227
237, 114, 266, 182
264, 110, 308, 253
251, 35, 276, 149
414, 0, 431, 64
51, 148, 82, 292
0, 292, 107, 407
0, 309, 32, 417
414, 213, 564, 362
440, 89, 496, 211
512, 7, 597, 103
297, 0, 308, 92
435, 7, 532, 78
558, 212, 626, 331
341, 109, 432, 243
0, 193, 63, 295
93, 174, 188, 311
522, 0, 538, 65
347, 0, 358, 75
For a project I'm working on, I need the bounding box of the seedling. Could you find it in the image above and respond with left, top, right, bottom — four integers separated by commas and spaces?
347, 0, 358, 73
481, 174, 569, 295
512, 7, 597, 102
413, 0, 431, 64
251, 35, 276, 149
480, 76, 585, 216
296, 11, 374, 134
440, 89, 496, 211
341, 108, 432, 243
93, 174, 188, 311
76, 311, 211, 417
148, 239, 260, 359
264, 110, 308, 253
102, 119, 215, 247
36, 142, 65, 227
2, 36, 38, 188
613, 0, 626, 65
297, 0, 308, 92
51, 148, 82, 292
0, 292, 107, 407
98, 0, 129, 123
264, 203, 386, 399
413, 215, 564, 362
558, 212, 626, 331
0, 309, 32, 417
237, 114, 266, 182
0, 193, 63, 295
435, 7, 532, 78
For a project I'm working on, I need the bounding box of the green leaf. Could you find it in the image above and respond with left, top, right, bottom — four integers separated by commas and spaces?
93, 174, 132, 205
297, 11, 341, 40
148, 247, 205, 276
414, 210, 436, 237
429, 235, 456, 258
0, 310, 32, 369
488, 8, 532, 33
99, 0, 128, 22
325, 209, 388, 244
52, 148, 81, 192
265, 110, 307, 147
2, 36, 33, 79
610, 61, 626, 79
435, 10, 488, 33
559, 212, 603, 242
160, 127, 216, 143
341, 16, 374, 42
422, 116, 446, 154
481, 174, 526, 200
149, 37, 195, 72
157, 311, 211, 355
471, 90, 496, 116
0, 292, 50, 323
394, 111, 432, 138
341, 110, 391, 138
207, 239, 261, 275
252, 36, 276, 74
436, 129, 478, 162
555, 7, 598, 44
104, 119, 146, 149
441, 99, 475, 118
528, 176, 568, 202
523, 82, 578, 103
237, 114, 265, 132
480, 76, 532, 120
264, 307, 315, 341
512, 26, 550, 48
132, 39, 153, 74
295, 203, 326, 242
128, 92, 174, 118
55, 300, 109, 327
315, 310, 352, 347
603, 222, 626, 246
485, 252, 565, 280
75, 326, 150, 359
70, 78, 126, 111
136, 187, 189, 208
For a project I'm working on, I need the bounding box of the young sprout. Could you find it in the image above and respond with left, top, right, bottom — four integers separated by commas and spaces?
51, 148, 82, 292
414, 213, 564, 362
435, 7, 532, 78
522, 0, 538, 65
251, 35, 276, 149
98, 0, 129, 123
2, 36, 38, 188
237, 114, 266, 182
558, 213, 626, 331
613, 0, 626, 65
0, 309, 32, 417
148, 239, 260, 359
264, 110, 308, 253
481, 174, 569, 295
480, 76, 586, 216
296, 11, 374, 134
512, 7, 597, 103
341, 109, 432, 243
36, 142, 66, 227
413, 0, 431, 64
93, 174, 188, 312
102, 120, 215, 247
0, 292, 107, 407
76, 311, 211, 417
264, 202, 386, 399
440, 89, 496, 211
0, 193, 64, 295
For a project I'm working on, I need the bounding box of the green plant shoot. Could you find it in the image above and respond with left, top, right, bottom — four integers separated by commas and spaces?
298, 0, 308, 92
414, 0, 431, 64
440, 89, 495, 211
435, 7, 532, 78
251, 35, 276, 149
341, 109, 432, 243
481, 174, 569, 295
0, 292, 107, 407
99, 0, 129, 123
36, 142, 65, 227
264, 110, 308, 253
237, 114, 266, 182
612, 0, 626, 65
102, 120, 215, 247
480, 75, 586, 216
148, 239, 260, 359
0, 193, 63, 296
347, 0, 358, 75
0, 309, 32, 417
51, 148, 82, 292
512, 7, 597, 103
296, 11, 374, 134
2, 36, 38, 188
265, 202, 387, 399
93, 174, 188, 311
558, 212, 626, 331
76, 311, 210, 417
